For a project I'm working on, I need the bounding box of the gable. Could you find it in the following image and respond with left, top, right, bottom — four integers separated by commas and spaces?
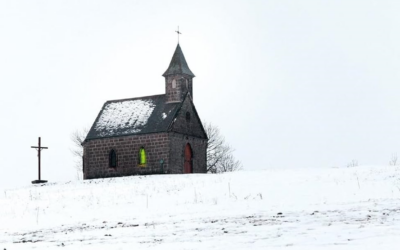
86, 95, 180, 140
168, 94, 207, 139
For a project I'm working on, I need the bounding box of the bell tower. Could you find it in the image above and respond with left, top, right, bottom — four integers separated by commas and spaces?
163, 44, 195, 103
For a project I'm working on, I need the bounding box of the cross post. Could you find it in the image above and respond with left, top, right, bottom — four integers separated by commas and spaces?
175, 26, 182, 44
31, 137, 48, 184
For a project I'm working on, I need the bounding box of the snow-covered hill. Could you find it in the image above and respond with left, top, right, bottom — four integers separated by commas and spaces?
1, 166, 400, 249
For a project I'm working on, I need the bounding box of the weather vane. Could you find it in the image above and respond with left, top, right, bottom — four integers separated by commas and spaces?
175, 26, 182, 44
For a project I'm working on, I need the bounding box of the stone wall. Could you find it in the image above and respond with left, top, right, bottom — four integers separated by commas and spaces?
83, 133, 169, 179
170, 95, 207, 139
168, 132, 207, 174
83, 130, 207, 179
165, 74, 193, 103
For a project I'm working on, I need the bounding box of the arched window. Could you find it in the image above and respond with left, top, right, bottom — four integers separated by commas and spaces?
109, 149, 117, 168
172, 79, 176, 89
139, 147, 147, 166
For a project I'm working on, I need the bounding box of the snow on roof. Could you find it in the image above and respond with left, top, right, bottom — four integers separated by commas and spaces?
86, 95, 183, 140
95, 99, 156, 136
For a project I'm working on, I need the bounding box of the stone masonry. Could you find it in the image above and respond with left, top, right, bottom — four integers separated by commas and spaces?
83, 133, 169, 179
83, 131, 207, 179
165, 75, 193, 103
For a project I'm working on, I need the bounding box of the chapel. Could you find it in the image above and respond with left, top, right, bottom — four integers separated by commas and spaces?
82, 44, 208, 179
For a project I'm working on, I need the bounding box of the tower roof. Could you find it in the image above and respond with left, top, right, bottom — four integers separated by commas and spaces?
162, 44, 195, 77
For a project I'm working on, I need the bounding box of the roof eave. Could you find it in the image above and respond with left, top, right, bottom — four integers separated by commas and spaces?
162, 72, 196, 78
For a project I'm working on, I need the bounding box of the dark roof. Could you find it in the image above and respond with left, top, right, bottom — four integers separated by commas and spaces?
85, 94, 181, 140
162, 44, 195, 77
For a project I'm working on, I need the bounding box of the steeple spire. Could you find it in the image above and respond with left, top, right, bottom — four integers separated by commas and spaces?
162, 44, 195, 77
163, 44, 195, 103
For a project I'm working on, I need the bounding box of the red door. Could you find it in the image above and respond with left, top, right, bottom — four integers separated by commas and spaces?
184, 144, 193, 173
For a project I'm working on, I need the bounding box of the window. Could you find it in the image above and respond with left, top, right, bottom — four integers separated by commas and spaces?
139, 147, 147, 166
172, 79, 176, 89
186, 111, 191, 122
109, 149, 117, 168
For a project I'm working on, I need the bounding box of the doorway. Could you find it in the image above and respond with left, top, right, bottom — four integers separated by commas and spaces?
184, 143, 193, 173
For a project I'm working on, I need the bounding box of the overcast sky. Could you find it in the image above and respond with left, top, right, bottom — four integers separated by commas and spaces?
1, 0, 400, 188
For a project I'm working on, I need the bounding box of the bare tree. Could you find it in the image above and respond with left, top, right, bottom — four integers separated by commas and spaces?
347, 159, 358, 168
204, 122, 242, 173
389, 153, 398, 166
71, 128, 89, 179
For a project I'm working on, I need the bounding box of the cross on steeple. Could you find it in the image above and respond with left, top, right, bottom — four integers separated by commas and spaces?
175, 26, 182, 44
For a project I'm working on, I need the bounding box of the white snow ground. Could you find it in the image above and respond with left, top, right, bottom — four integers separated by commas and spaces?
1, 166, 400, 249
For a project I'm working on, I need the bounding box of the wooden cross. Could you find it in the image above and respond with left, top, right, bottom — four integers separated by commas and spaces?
31, 137, 48, 184
175, 26, 182, 44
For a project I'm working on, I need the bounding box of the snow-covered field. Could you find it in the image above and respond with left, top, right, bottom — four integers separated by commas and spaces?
1, 166, 400, 249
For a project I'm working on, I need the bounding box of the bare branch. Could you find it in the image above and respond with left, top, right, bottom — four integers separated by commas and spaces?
204, 122, 242, 173
389, 153, 398, 166
347, 159, 358, 168
70, 127, 89, 180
